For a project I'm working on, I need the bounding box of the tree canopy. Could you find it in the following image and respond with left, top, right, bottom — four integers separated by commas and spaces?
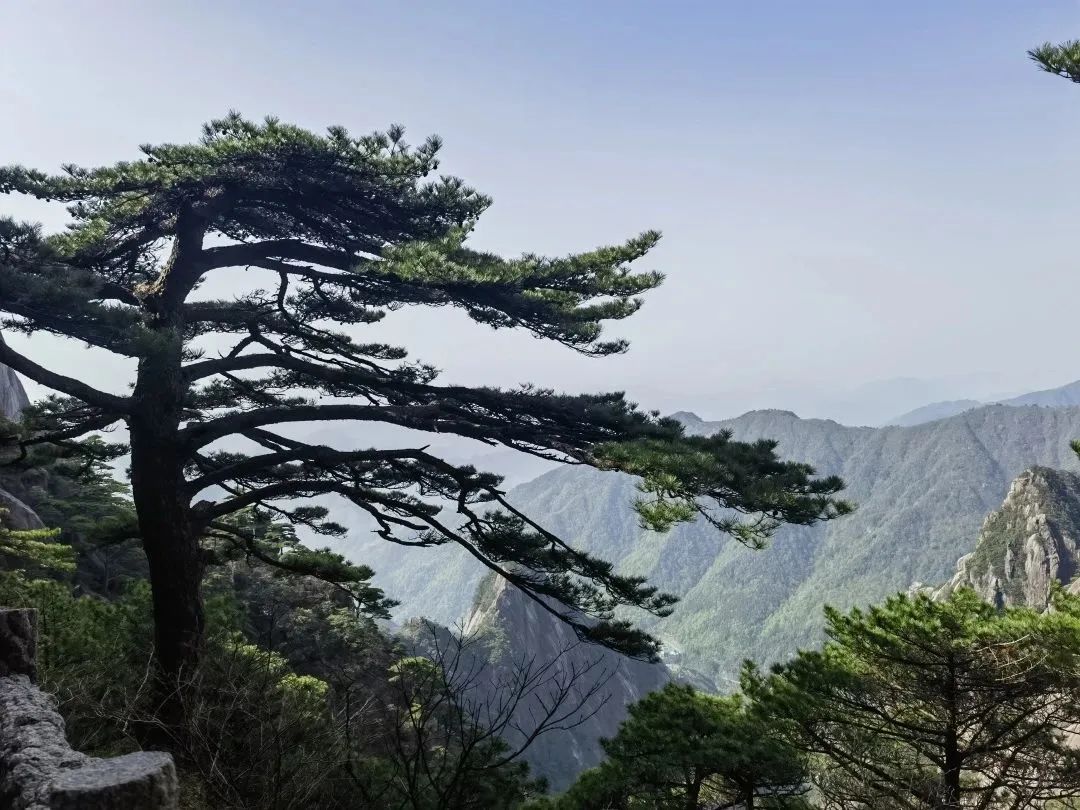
535, 682, 808, 809
745, 589, 1080, 810
598, 683, 806, 809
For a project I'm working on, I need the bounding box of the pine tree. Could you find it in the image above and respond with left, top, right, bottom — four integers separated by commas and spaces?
0, 115, 849, 693
546, 683, 807, 809
746, 589, 1080, 809
0, 510, 72, 571
598, 683, 806, 810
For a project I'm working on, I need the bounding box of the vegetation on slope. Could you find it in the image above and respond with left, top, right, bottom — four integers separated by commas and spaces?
355, 405, 1080, 683
548, 588, 1080, 810
0, 453, 576, 808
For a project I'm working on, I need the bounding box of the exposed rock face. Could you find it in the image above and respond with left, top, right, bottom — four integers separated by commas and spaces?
0, 609, 38, 681
932, 467, 1080, 610
0, 338, 29, 424
48, 753, 178, 810
0, 672, 91, 809
463, 574, 670, 792
0, 491, 45, 532
0, 350, 43, 533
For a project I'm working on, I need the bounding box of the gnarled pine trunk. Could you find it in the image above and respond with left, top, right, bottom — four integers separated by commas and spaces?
129, 330, 203, 723
130, 432, 203, 681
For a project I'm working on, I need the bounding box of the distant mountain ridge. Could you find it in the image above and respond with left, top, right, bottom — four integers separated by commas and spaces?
885, 379, 1080, 427
345, 402, 1080, 685
472, 463, 1080, 791
886, 399, 982, 427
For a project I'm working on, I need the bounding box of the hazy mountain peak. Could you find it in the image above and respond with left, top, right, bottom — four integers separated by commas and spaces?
1004, 379, 1080, 408
744, 408, 801, 419
668, 410, 704, 426
885, 399, 982, 427
885, 378, 1080, 428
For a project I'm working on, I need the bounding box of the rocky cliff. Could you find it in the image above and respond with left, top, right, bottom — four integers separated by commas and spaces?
0, 354, 41, 531
930, 467, 1080, 610
462, 574, 669, 792
0, 338, 28, 424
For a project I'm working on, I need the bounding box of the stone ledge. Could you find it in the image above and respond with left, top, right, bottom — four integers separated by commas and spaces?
49, 752, 177, 810
0, 607, 177, 809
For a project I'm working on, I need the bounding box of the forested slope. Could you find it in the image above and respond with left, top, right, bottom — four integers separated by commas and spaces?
352, 405, 1080, 683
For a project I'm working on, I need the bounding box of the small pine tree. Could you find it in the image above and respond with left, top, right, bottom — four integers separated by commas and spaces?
0, 509, 72, 571
553, 683, 807, 809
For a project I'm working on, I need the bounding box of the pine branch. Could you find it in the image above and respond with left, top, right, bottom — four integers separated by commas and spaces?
0, 339, 130, 413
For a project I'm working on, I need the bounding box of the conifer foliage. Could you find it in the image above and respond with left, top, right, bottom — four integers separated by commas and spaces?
594, 683, 806, 809
0, 115, 848, 683
1030, 40, 1080, 82
746, 590, 1080, 809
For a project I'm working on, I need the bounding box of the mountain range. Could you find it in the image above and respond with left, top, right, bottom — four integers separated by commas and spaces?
885, 379, 1080, 426
9, 350, 1080, 789
349, 402, 1080, 686
446, 443, 1080, 788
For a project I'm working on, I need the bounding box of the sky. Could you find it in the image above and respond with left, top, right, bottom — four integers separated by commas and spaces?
3, 1, 1080, 425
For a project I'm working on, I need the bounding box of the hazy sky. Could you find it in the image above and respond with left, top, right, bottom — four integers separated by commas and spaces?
3, 1, 1080, 425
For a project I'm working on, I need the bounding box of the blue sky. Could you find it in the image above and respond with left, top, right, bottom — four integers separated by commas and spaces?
3, 1, 1080, 423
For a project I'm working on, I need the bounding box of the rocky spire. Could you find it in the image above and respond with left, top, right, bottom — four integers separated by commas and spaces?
931, 466, 1080, 610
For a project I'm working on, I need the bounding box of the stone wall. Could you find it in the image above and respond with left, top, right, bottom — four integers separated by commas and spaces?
0, 608, 178, 809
